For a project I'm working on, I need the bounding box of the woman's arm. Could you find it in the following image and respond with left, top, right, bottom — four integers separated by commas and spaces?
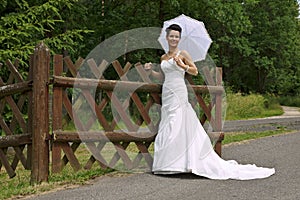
144, 62, 164, 82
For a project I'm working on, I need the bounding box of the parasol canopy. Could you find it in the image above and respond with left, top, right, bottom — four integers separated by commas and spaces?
158, 14, 212, 62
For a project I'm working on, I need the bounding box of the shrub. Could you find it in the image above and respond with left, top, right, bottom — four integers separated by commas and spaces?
225, 92, 283, 120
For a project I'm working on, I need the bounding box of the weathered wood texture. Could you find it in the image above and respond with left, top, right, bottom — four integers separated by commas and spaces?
30, 42, 50, 184
0, 59, 32, 178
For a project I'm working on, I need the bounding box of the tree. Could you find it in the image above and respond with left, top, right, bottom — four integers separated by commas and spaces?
1, 0, 300, 95
244, 0, 300, 94
0, 0, 90, 66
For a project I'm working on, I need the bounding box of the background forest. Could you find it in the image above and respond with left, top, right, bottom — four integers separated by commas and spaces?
1, 0, 300, 95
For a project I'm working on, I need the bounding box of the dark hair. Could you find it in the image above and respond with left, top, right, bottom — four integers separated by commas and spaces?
166, 24, 182, 36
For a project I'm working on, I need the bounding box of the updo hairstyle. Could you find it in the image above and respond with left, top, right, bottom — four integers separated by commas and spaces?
166, 24, 182, 37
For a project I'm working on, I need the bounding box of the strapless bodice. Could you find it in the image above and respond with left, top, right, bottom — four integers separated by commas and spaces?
161, 58, 185, 87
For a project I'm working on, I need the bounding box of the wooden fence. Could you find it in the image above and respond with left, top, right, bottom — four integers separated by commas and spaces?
0, 59, 32, 178
0, 42, 224, 184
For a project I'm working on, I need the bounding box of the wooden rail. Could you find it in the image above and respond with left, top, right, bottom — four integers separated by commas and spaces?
0, 134, 32, 148
0, 81, 32, 99
53, 131, 156, 143
52, 76, 224, 94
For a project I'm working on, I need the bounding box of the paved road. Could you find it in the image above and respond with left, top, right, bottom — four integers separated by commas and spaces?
23, 107, 300, 200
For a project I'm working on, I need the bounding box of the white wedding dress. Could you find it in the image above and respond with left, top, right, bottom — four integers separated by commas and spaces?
152, 53, 275, 180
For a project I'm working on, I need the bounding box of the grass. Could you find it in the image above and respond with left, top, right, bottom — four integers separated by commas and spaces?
0, 93, 298, 199
223, 129, 292, 145
0, 147, 114, 200
225, 92, 284, 120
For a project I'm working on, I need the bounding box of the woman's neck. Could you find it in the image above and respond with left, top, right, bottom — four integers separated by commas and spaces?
168, 47, 179, 55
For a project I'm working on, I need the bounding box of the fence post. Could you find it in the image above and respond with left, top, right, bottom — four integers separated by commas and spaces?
30, 42, 50, 184
51, 54, 63, 173
214, 67, 224, 156
26, 55, 34, 170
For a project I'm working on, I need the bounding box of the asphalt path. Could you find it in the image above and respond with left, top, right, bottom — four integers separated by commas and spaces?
23, 107, 300, 200
24, 132, 300, 200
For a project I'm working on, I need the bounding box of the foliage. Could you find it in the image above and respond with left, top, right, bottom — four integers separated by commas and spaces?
82, 0, 300, 95
243, 0, 300, 94
0, 0, 91, 66
276, 95, 300, 107
1, 0, 300, 95
225, 91, 283, 120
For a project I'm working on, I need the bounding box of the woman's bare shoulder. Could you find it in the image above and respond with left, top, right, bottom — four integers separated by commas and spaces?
160, 54, 168, 61
179, 50, 193, 61
179, 50, 190, 57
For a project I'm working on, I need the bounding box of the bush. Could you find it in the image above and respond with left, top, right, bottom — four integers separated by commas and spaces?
225, 92, 283, 120
276, 96, 300, 107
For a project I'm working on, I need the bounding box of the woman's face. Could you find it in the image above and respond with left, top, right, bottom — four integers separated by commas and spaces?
166, 30, 180, 48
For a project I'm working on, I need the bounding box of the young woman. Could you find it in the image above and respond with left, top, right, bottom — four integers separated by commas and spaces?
145, 24, 275, 180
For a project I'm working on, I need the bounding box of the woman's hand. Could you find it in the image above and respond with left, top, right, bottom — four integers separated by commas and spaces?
174, 51, 198, 76
173, 56, 186, 69
144, 62, 153, 76
144, 62, 164, 81
144, 62, 153, 71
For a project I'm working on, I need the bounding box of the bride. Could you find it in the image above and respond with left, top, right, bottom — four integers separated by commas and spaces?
144, 24, 275, 180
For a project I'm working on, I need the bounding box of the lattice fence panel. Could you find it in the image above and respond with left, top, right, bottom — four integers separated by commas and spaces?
0, 59, 32, 178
